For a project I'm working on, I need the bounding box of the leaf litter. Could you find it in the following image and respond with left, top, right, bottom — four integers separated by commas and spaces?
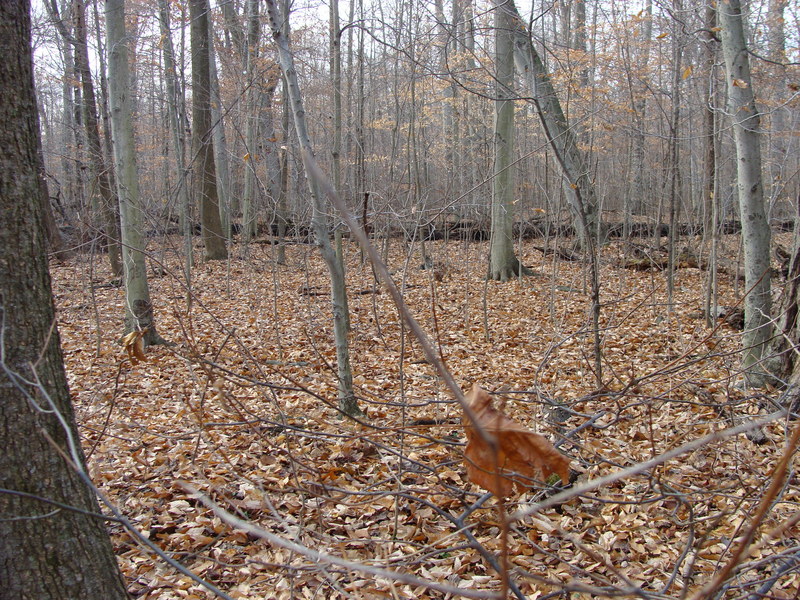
50, 235, 799, 599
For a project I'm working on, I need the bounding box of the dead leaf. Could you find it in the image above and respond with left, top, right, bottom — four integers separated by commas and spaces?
732, 78, 749, 88
122, 329, 147, 365
462, 384, 570, 497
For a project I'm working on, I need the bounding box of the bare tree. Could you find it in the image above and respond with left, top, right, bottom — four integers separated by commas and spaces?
190, 0, 228, 261
45, 0, 122, 276
719, 0, 772, 382
265, 0, 361, 417
500, 0, 601, 247
0, 4, 128, 596
107, 0, 163, 344
489, 0, 528, 281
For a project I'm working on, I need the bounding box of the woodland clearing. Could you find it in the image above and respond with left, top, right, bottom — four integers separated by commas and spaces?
52, 234, 800, 600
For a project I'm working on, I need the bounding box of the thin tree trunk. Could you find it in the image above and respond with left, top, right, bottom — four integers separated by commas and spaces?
629, 0, 652, 225
242, 0, 261, 242
0, 5, 129, 596
190, 0, 228, 261
75, 0, 122, 277
107, 0, 163, 344
46, 0, 122, 276
500, 0, 601, 246
208, 20, 232, 236
666, 0, 683, 313
265, 0, 361, 417
157, 0, 193, 280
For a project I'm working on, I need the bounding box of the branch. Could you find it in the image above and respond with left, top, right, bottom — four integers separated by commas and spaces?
182, 483, 501, 599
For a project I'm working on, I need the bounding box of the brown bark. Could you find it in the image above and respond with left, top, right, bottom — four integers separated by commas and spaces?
190, 0, 228, 261
0, 4, 129, 598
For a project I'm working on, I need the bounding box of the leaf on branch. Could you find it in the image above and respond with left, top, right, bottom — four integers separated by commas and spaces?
122, 330, 147, 365
682, 66, 692, 80
656, 32, 669, 39
462, 384, 570, 498
732, 78, 749, 88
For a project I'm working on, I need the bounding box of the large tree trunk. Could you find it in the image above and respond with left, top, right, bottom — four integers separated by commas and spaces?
489, 0, 526, 281
107, 0, 162, 345
719, 0, 772, 382
190, 0, 229, 261
265, 0, 361, 418
0, 4, 129, 597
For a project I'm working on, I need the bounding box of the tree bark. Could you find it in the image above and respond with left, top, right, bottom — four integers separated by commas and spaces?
45, 0, 122, 275
242, 0, 261, 242
489, 0, 527, 281
190, 0, 228, 261
499, 0, 601, 247
157, 0, 193, 275
0, 4, 129, 597
107, 0, 162, 345
719, 0, 772, 381
265, 0, 361, 417
73, 0, 122, 277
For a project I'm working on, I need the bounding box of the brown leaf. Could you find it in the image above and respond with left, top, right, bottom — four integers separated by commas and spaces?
122, 330, 147, 365
463, 384, 570, 497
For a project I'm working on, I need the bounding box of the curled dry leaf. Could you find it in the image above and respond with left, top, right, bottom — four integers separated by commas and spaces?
462, 383, 570, 498
122, 329, 147, 365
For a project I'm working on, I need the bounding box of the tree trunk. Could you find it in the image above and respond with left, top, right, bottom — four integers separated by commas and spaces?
107, 0, 162, 345
157, 0, 194, 280
500, 0, 601, 247
190, 0, 228, 261
489, 0, 526, 281
208, 20, 232, 237
45, 0, 122, 275
0, 4, 129, 597
242, 0, 261, 242
265, 0, 361, 418
719, 0, 772, 381
74, 0, 122, 277
628, 0, 652, 224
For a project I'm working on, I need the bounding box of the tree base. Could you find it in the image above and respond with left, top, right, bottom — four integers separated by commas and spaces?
488, 258, 532, 282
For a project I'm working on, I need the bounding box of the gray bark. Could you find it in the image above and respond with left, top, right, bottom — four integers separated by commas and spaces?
628, 0, 652, 223
208, 22, 232, 235
719, 0, 773, 379
241, 0, 261, 242
157, 0, 193, 273
0, 4, 129, 597
107, 0, 162, 344
46, 0, 122, 275
75, 0, 122, 277
489, 0, 526, 281
499, 0, 601, 246
265, 0, 361, 417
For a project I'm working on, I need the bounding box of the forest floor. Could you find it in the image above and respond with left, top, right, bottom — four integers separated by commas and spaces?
51, 233, 800, 600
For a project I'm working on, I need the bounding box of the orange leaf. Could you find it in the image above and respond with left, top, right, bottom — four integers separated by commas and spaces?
122, 330, 147, 365
462, 384, 570, 498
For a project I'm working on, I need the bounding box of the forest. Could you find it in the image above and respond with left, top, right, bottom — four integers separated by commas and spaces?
1, 0, 799, 598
